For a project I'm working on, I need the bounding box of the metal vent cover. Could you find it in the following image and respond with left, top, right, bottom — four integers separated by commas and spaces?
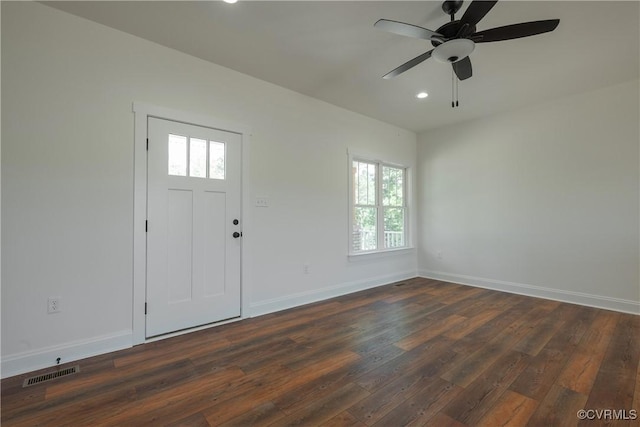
22, 365, 80, 387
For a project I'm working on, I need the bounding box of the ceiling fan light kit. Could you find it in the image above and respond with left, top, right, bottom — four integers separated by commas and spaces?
432, 38, 475, 63
375, 0, 560, 107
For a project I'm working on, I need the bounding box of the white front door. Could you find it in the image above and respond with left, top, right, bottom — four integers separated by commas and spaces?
146, 117, 242, 338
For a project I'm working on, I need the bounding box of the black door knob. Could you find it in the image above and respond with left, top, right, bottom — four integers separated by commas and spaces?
233, 232, 241, 238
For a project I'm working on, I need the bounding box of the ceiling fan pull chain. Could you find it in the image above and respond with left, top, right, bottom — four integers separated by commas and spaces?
451, 69, 455, 108
451, 70, 460, 108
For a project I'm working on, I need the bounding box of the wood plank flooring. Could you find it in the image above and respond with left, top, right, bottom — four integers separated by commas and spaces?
2, 278, 639, 426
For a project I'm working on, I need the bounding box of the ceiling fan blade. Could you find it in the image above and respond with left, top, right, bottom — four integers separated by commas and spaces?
459, 1, 498, 27
473, 19, 560, 43
383, 50, 434, 79
452, 57, 472, 80
374, 19, 443, 41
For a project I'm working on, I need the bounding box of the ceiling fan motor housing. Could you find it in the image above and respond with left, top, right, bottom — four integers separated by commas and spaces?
431, 21, 476, 46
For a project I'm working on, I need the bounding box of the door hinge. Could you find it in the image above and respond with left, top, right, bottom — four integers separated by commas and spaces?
146, 138, 149, 150
145, 220, 148, 232
145, 303, 147, 315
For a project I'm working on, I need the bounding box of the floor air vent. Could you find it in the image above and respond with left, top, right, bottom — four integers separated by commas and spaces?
23, 365, 80, 387
394, 282, 406, 287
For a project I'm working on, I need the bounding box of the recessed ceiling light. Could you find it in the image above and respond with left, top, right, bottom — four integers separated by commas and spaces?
416, 92, 429, 99
223, 0, 238, 3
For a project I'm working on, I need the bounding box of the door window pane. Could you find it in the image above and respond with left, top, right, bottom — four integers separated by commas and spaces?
189, 138, 207, 178
168, 134, 187, 176
209, 141, 225, 180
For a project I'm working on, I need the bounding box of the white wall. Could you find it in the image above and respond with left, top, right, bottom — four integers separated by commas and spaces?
417, 79, 640, 314
1, 2, 417, 377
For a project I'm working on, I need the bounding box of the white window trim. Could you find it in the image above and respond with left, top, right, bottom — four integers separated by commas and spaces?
348, 151, 412, 258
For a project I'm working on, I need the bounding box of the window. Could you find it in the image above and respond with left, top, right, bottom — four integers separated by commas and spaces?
168, 134, 226, 180
350, 158, 408, 254
168, 134, 187, 176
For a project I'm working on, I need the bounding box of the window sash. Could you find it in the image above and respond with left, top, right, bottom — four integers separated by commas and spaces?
353, 160, 377, 206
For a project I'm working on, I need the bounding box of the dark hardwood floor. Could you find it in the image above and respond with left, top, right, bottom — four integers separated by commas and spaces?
2, 278, 639, 426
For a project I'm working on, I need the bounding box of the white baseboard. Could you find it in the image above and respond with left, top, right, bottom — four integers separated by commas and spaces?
418, 269, 640, 315
8, 269, 632, 379
249, 270, 417, 318
2, 272, 416, 379
1, 330, 132, 379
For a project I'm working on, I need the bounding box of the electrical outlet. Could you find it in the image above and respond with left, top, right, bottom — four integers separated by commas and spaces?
437, 251, 443, 259
303, 263, 310, 274
48, 297, 61, 314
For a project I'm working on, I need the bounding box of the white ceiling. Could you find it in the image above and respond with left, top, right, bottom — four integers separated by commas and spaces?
44, 1, 639, 133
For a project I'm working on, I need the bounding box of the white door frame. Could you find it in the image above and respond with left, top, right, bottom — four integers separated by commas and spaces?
132, 102, 252, 345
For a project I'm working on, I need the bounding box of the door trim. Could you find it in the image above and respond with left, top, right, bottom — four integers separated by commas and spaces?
132, 102, 252, 345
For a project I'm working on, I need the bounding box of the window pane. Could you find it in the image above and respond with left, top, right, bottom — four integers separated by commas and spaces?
382, 166, 403, 207
353, 161, 376, 206
189, 138, 207, 178
209, 141, 225, 180
384, 207, 405, 248
168, 134, 187, 176
353, 207, 377, 252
